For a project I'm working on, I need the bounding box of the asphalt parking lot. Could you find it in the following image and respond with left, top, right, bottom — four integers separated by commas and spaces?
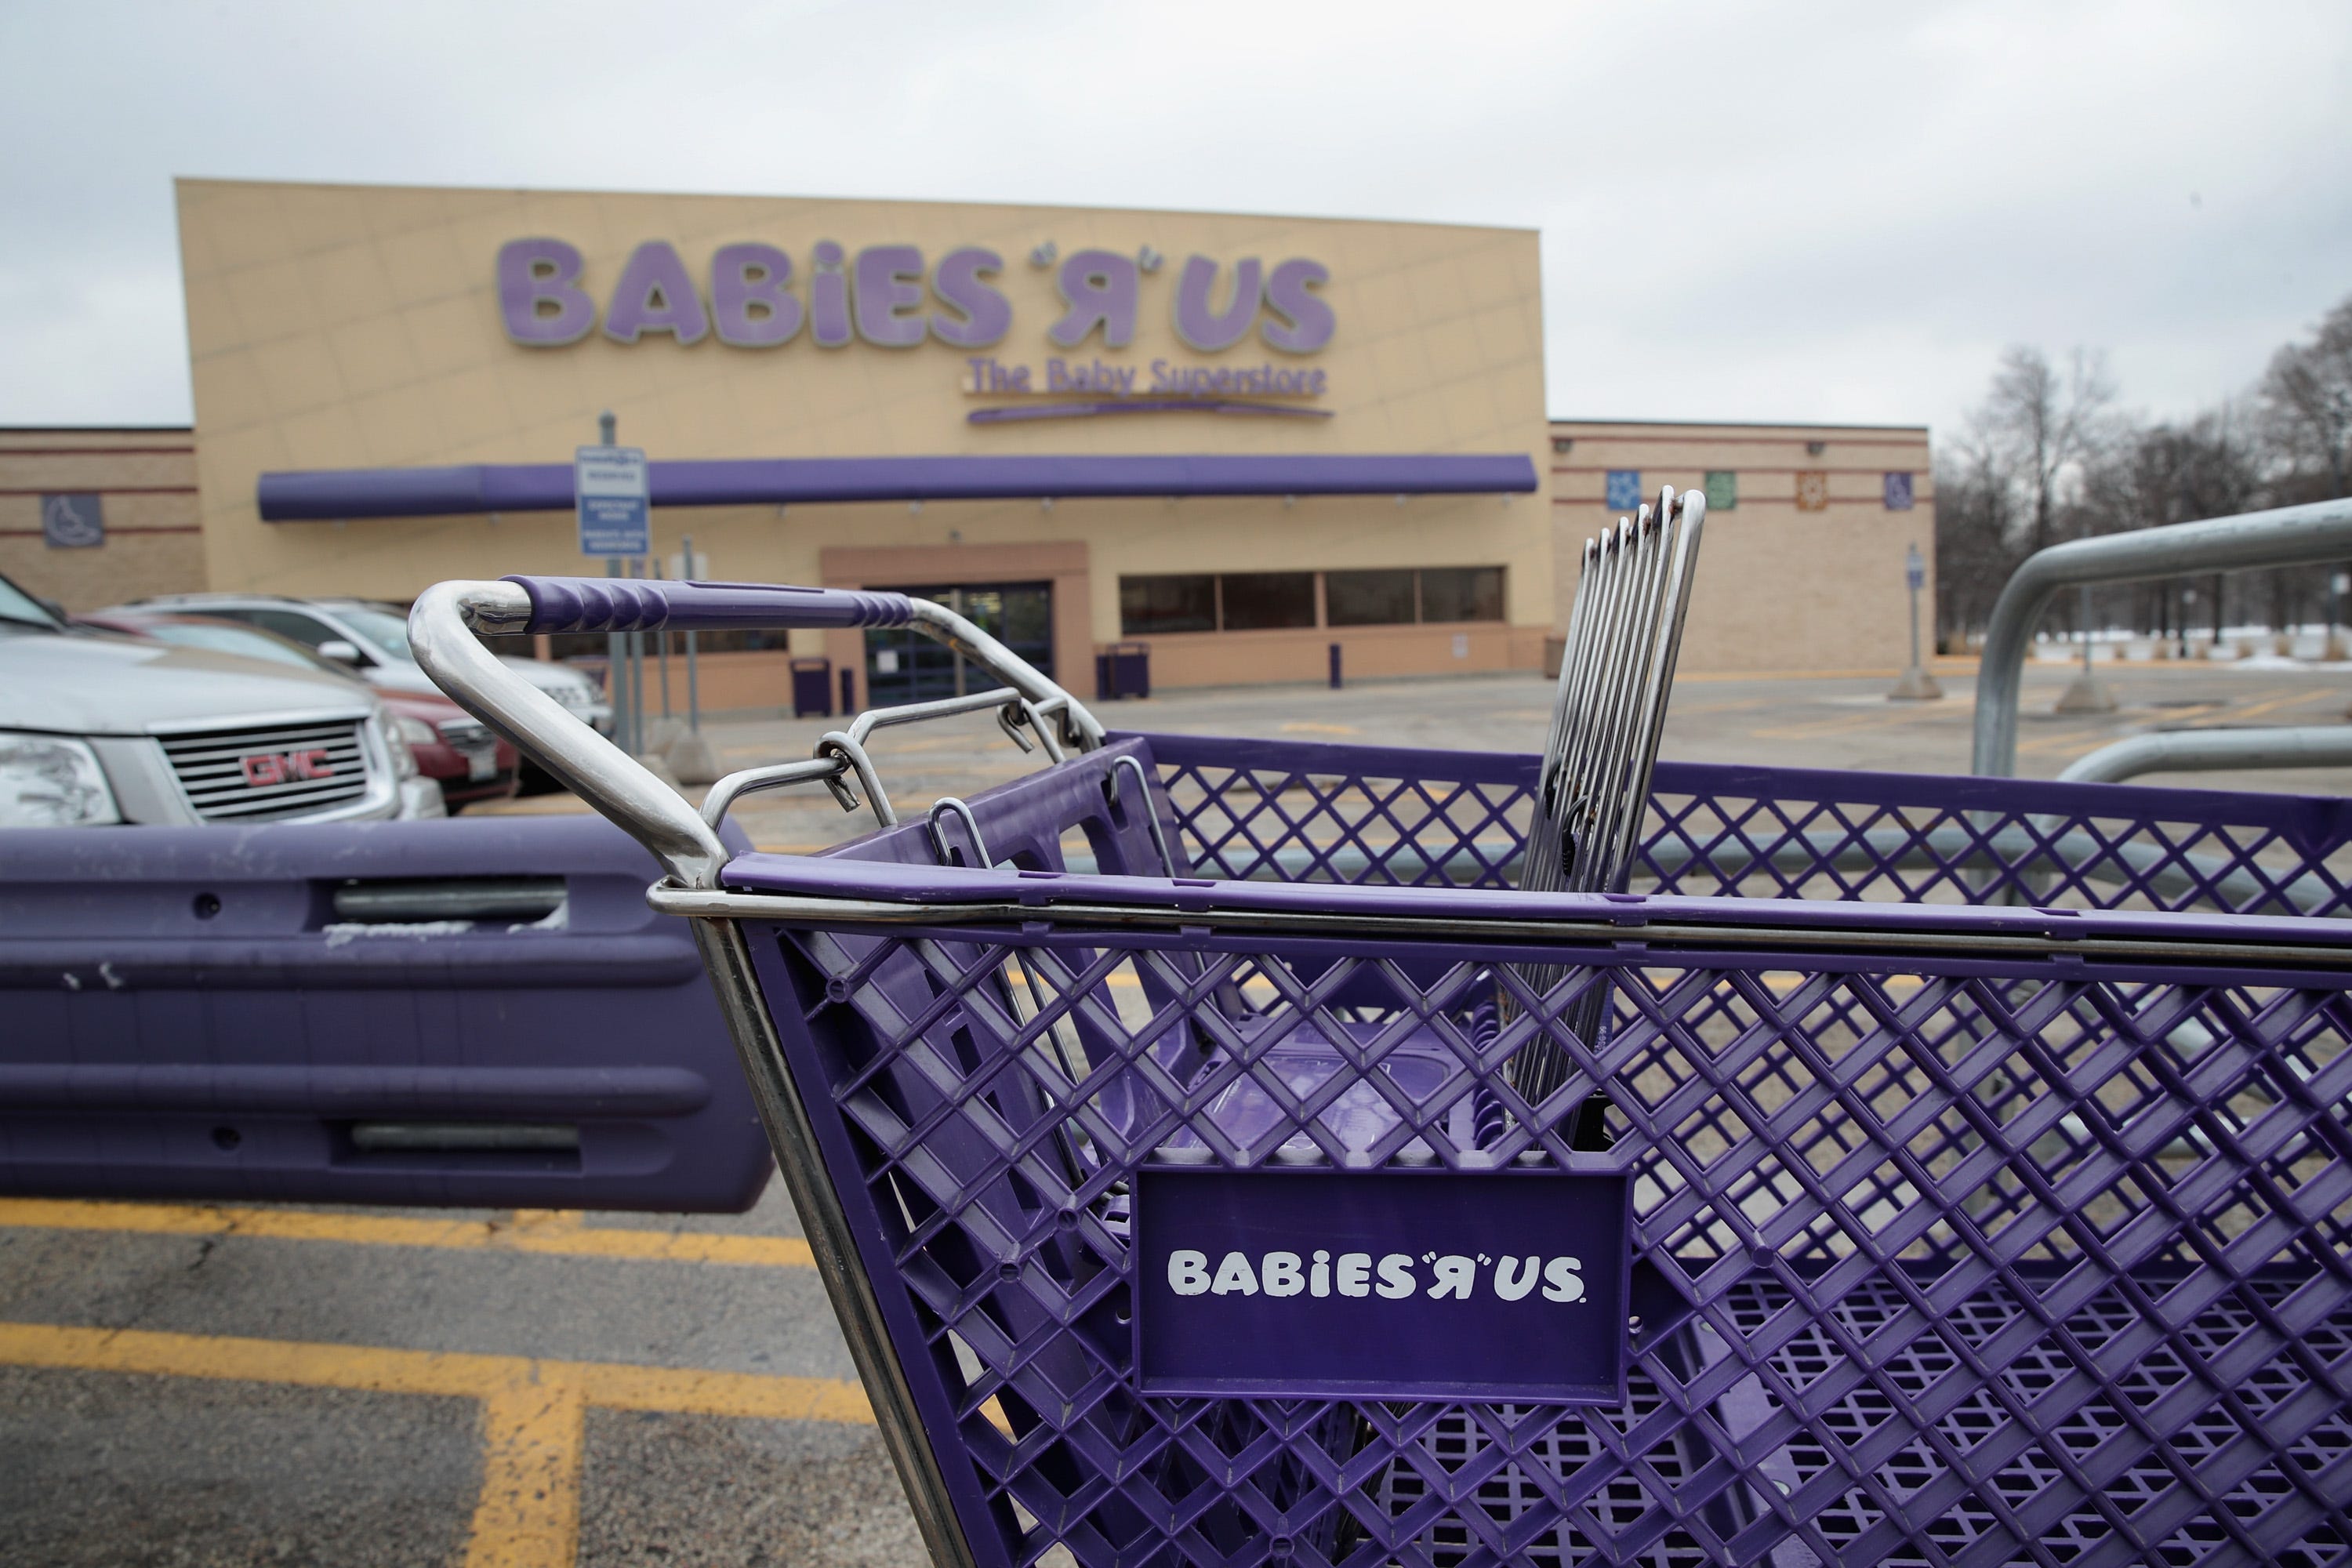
8, 652, 2350, 1566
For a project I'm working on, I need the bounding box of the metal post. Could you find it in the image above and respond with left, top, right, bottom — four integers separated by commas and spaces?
840, 666, 855, 716
626, 557, 646, 756
662, 533, 720, 785
1889, 543, 1941, 699
684, 534, 701, 732
1328, 642, 1342, 689
2053, 581, 2114, 713
597, 414, 627, 757
655, 561, 672, 724
604, 555, 627, 753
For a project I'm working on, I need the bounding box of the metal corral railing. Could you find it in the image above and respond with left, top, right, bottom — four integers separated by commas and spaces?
2060, 723, 2352, 786
1971, 495, 2352, 777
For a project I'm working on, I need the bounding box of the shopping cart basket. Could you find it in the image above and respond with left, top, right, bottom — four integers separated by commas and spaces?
412, 555, 2352, 1568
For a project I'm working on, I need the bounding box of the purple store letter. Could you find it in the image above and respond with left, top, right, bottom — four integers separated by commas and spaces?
604, 241, 710, 345
854, 245, 927, 347
1172, 255, 1262, 352
930, 247, 1011, 349
499, 238, 597, 346
1049, 249, 1138, 350
808, 241, 853, 347
1261, 258, 1334, 353
710, 243, 803, 347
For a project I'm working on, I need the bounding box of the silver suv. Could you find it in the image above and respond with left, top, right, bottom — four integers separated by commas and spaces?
125, 593, 614, 734
0, 572, 413, 826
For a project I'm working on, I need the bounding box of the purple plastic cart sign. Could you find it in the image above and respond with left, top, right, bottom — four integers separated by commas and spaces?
1134, 1167, 1631, 1403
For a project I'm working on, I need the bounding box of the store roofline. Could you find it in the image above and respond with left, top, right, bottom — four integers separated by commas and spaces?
1548, 416, 1929, 434
256, 453, 1540, 521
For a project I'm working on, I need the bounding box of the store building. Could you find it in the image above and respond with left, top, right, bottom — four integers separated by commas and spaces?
2, 179, 1936, 705
1548, 420, 1936, 674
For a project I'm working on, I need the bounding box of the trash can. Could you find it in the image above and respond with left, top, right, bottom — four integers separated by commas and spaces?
789, 656, 833, 717
1094, 641, 1150, 700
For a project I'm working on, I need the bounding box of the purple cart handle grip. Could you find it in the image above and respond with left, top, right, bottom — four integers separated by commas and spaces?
500, 576, 915, 635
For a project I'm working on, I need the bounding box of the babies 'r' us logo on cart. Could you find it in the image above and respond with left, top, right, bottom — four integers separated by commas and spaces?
1134, 1167, 1630, 1403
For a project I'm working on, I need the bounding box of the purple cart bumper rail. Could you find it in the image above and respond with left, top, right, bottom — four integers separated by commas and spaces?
708, 733, 2352, 1567
1, 815, 770, 1211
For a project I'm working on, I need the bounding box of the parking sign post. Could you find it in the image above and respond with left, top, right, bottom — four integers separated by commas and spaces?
579, 419, 649, 753
1888, 542, 1943, 701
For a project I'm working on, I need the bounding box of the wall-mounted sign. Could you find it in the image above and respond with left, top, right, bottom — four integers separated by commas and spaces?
500, 240, 1334, 356
1605, 470, 1642, 511
1884, 472, 1915, 510
41, 494, 103, 549
1795, 470, 1830, 512
1703, 470, 1737, 512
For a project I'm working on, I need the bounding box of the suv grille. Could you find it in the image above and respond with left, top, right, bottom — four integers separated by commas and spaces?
160, 719, 372, 822
436, 716, 493, 749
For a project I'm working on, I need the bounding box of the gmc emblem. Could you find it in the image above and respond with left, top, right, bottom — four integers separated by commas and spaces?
240, 748, 334, 787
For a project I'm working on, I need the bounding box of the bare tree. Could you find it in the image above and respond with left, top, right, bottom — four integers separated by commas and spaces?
1932, 435, 2024, 646
2259, 294, 2352, 501
1980, 346, 2120, 555
1932, 346, 2118, 643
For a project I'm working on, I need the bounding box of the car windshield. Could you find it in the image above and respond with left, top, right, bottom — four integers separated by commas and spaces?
0, 575, 60, 629
142, 620, 339, 673
335, 604, 420, 663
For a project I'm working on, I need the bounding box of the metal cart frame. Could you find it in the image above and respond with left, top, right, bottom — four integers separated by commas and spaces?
412, 567, 2352, 1568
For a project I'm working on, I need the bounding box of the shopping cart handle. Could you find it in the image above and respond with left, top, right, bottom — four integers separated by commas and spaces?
499, 576, 915, 635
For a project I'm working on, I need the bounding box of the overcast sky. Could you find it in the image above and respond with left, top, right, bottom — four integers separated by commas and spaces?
2, 0, 2347, 444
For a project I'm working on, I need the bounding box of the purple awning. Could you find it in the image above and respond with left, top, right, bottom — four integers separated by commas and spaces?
256, 453, 1538, 521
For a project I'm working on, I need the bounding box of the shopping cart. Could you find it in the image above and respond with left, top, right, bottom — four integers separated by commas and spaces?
411, 521, 2352, 1568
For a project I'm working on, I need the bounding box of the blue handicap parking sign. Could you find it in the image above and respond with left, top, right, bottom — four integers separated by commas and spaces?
576, 445, 651, 557
1605, 469, 1642, 511
1884, 472, 1915, 511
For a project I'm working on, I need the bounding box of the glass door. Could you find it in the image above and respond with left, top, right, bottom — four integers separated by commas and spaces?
864, 582, 1054, 706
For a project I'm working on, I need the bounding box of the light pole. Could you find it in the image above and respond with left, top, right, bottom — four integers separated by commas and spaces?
1889, 542, 1942, 700
2054, 581, 2116, 713
666, 535, 721, 784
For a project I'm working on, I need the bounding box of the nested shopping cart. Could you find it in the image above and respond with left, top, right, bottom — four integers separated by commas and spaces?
413, 499, 2352, 1568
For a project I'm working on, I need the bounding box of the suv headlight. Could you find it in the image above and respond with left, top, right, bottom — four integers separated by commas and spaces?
0, 732, 123, 827
393, 714, 439, 750
376, 710, 420, 781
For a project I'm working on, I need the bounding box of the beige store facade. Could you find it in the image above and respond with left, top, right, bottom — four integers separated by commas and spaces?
1548, 420, 1937, 674
176, 177, 1555, 709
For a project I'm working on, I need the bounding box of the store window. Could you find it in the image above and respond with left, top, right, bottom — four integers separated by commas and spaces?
1119, 567, 1505, 635
1120, 575, 1216, 635
1420, 567, 1505, 623
1326, 569, 1417, 626
1219, 572, 1316, 630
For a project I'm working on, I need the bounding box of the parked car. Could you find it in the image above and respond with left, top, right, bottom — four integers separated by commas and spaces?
122, 592, 613, 731
0, 570, 428, 827
79, 611, 521, 810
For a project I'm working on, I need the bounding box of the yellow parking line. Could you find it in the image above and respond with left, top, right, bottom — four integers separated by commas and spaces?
1747, 701, 1959, 742
2189, 688, 2336, 725
0, 1321, 874, 1568
0, 1199, 815, 1270
468, 1373, 587, 1568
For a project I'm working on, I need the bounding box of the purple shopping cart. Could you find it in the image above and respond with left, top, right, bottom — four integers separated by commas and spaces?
412, 507, 2352, 1567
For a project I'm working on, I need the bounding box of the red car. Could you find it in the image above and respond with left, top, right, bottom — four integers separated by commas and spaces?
78, 611, 521, 809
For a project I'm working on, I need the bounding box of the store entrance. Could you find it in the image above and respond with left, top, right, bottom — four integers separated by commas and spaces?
864, 582, 1053, 705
